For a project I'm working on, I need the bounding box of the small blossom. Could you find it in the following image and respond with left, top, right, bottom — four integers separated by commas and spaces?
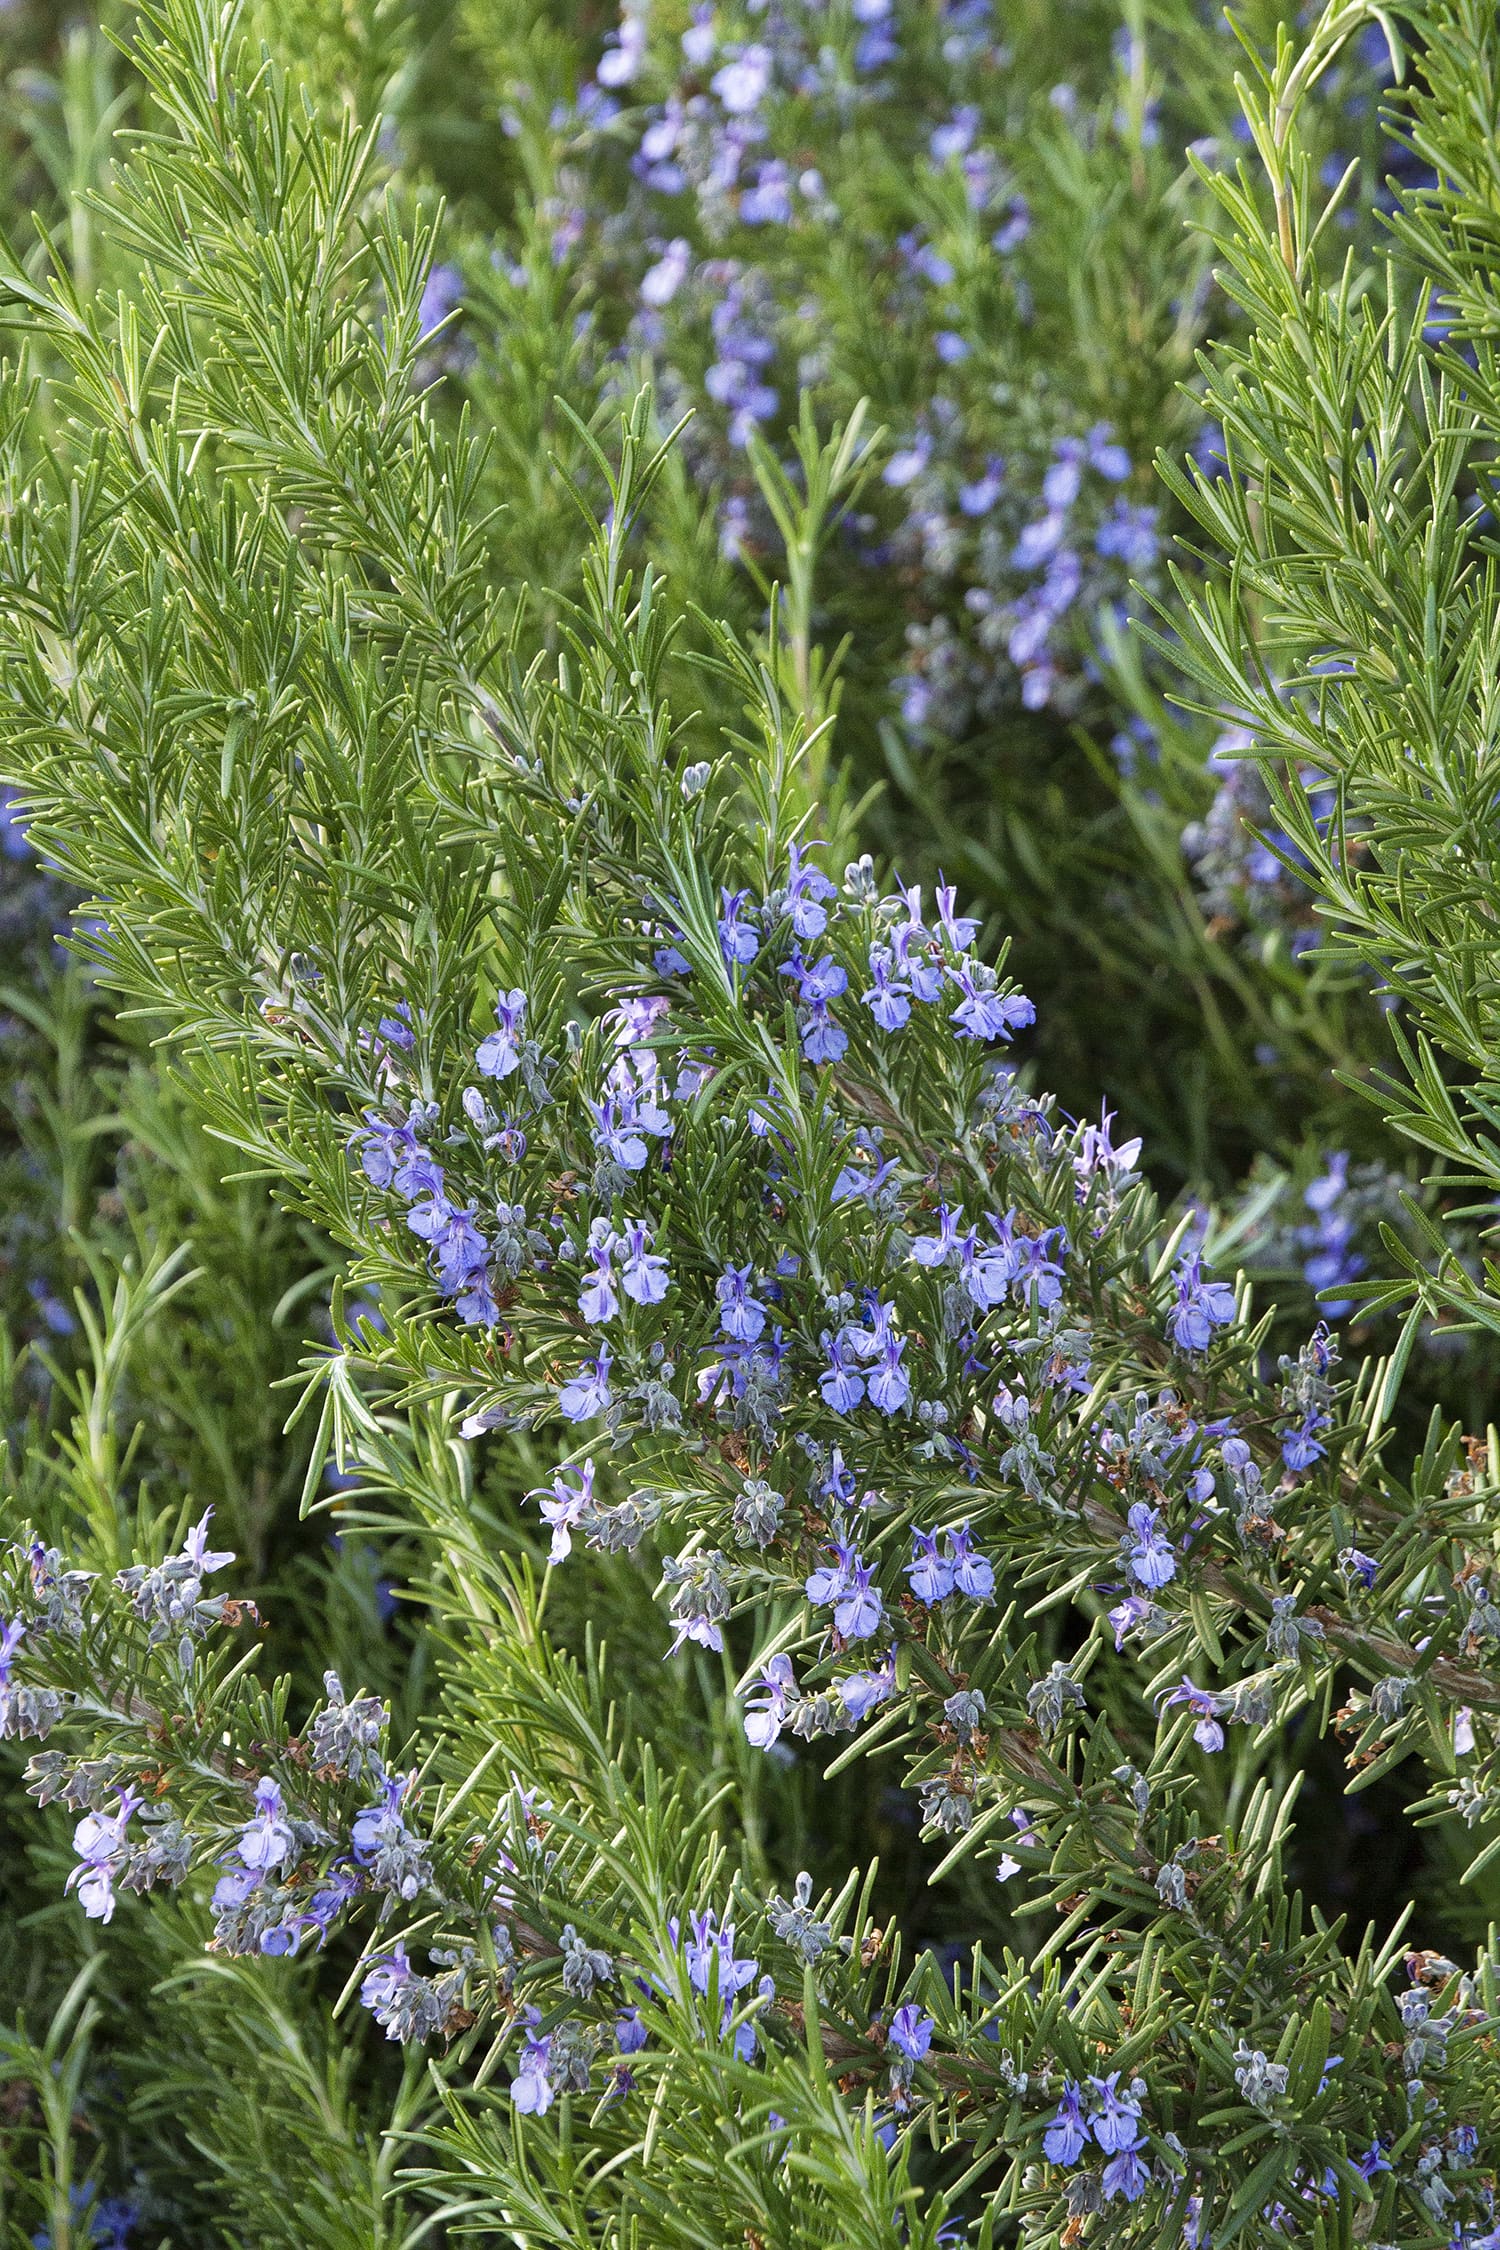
744, 1654, 799, 1750
477, 989, 528, 1079
1123, 1501, 1177, 1590
1169, 1254, 1237, 1353
888, 2004, 934, 2062
559, 1345, 615, 1423
1043, 2079, 1088, 2165
1161, 1676, 1226, 1753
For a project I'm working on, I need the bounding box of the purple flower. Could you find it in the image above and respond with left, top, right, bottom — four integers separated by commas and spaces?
1161, 1676, 1225, 1753
800, 1005, 848, 1065
1095, 501, 1159, 568
834, 1562, 884, 1642
1043, 448, 1082, 510
819, 1329, 866, 1412
1042, 2079, 1088, 2165
531, 1460, 595, 1561
1123, 1501, 1177, 1591
716, 1263, 767, 1342
1281, 1409, 1329, 1472
906, 1529, 955, 1605
866, 1333, 911, 1416
946, 1522, 994, 1601
681, 3, 715, 65
417, 263, 462, 342
619, 1221, 669, 1305
743, 1654, 799, 1749
934, 880, 979, 952
237, 1777, 294, 1872
1340, 1546, 1377, 1591
476, 989, 528, 1079
578, 1223, 620, 1324
1169, 1254, 1236, 1353
1012, 511, 1067, 569
68, 1788, 142, 1924
358, 1101, 443, 1198
1101, 2145, 1150, 2202
838, 1649, 897, 1722
1087, 423, 1131, 480
559, 1344, 614, 1423
1108, 1594, 1156, 1648
1088, 2071, 1143, 2154
888, 2004, 934, 2062
511, 2010, 555, 2112
884, 436, 932, 488
780, 950, 848, 1007
948, 967, 1035, 1043
958, 459, 1005, 515
718, 888, 760, 967
784, 842, 837, 939
712, 43, 771, 114
182, 1508, 235, 1576
912, 1205, 966, 1269
806, 1541, 883, 1641
641, 238, 691, 307
616, 2006, 650, 2056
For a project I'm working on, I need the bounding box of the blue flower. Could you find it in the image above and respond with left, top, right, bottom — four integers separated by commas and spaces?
510, 2008, 555, 2112
712, 43, 771, 114
946, 1522, 994, 1600
640, 237, 691, 307
1012, 511, 1067, 568
1281, 1409, 1329, 1472
948, 966, 1035, 1043
838, 1649, 897, 1722
866, 1331, 911, 1415
67, 1788, 141, 1923
784, 842, 837, 939
1087, 422, 1132, 480
1169, 1254, 1237, 1352
1160, 1676, 1225, 1752
906, 1529, 955, 1604
1043, 444, 1083, 510
716, 1263, 767, 1342
888, 2004, 934, 2061
1095, 501, 1159, 568
862, 945, 913, 1030
417, 264, 462, 343
1123, 1501, 1177, 1590
884, 436, 932, 487
800, 1004, 848, 1064
616, 2005, 650, 2055
578, 1221, 620, 1323
357, 1100, 443, 1197
1088, 2072, 1143, 2154
559, 1344, 615, 1422
1339, 1545, 1377, 1591
958, 458, 1004, 515
743, 1654, 799, 1749
717, 887, 761, 966
619, 1220, 670, 1304
1101, 2146, 1150, 2202
237, 1777, 293, 1872
806, 1541, 884, 1641
911, 1204, 966, 1268
1042, 2079, 1088, 2165
530, 1460, 596, 1561
819, 1327, 866, 1412
476, 989, 528, 1079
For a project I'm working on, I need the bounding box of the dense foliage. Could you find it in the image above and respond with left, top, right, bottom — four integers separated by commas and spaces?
5, 0, 1500, 2243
